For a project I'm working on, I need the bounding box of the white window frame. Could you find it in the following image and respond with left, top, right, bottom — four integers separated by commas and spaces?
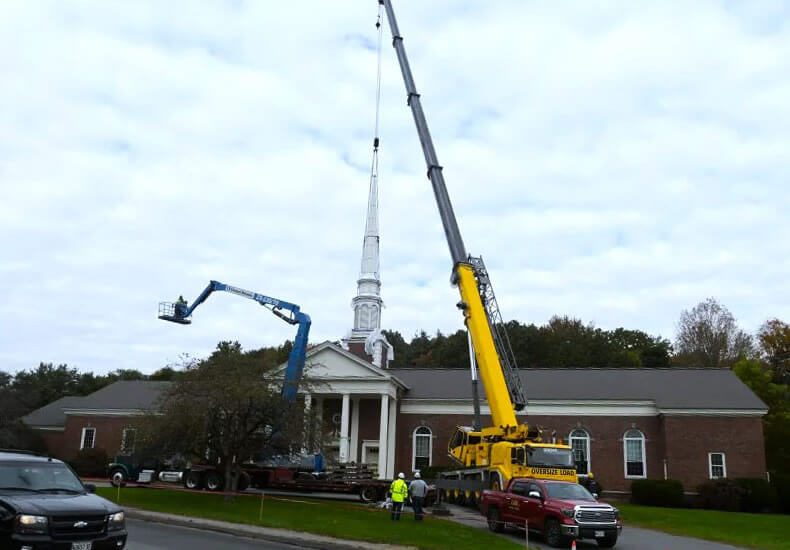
121, 428, 136, 454
80, 427, 96, 450
623, 429, 646, 479
569, 428, 591, 474
412, 426, 432, 472
708, 452, 727, 479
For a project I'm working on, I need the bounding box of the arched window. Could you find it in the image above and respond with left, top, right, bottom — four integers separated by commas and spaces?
569, 429, 590, 474
623, 429, 646, 478
412, 426, 432, 472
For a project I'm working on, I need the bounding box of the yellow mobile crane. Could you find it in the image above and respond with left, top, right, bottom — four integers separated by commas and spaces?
380, 1, 578, 501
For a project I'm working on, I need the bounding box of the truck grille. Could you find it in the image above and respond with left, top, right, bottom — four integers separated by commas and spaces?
50, 514, 106, 540
576, 508, 616, 523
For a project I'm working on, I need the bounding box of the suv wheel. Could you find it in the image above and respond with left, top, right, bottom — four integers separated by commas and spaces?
487, 507, 504, 533
110, 469, 126, 488
598, 533, 618, 548
544, 518, 566, 548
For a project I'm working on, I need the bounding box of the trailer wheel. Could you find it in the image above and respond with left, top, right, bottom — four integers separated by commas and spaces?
184, 471, 202, 490
205, 471, 223, 491
110, 468, 126, 488
359, 486, 378, 503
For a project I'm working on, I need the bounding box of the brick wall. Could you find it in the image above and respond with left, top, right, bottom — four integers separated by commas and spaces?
661, 415, 766, 490
47, 415, 140, 460
394, 412, 766, 492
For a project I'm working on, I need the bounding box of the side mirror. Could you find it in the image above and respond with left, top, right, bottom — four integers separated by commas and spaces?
528, 490, 541, 499
593, 493, 599, 500
84, 483, 96, 493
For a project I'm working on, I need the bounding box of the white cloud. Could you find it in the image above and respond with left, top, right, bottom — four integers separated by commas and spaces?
1, 1, 788, 373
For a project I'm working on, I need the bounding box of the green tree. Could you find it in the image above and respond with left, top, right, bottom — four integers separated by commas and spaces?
674, 298, 753, 368
758, 318, 790, 384
143, 341, 310, 494
733, 359, 790, 474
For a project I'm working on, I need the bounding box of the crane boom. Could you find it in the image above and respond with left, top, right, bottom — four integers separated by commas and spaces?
158, 280, 311, 402
381, 0, 525, 430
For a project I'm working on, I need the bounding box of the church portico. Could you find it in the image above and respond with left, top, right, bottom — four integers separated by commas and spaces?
298, 342, 406, 479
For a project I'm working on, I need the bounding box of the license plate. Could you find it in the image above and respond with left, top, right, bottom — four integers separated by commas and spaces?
72, 543, 92, 550
595, 530, 605, 538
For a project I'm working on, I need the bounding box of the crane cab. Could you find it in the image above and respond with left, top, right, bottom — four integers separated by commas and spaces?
158, 302, 191, 324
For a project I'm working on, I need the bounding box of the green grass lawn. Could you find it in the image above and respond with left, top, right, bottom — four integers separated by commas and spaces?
98, 487, 523, 550
617, 503, 790, 550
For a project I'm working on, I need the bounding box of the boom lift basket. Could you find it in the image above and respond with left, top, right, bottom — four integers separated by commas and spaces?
158, 302, 191, 324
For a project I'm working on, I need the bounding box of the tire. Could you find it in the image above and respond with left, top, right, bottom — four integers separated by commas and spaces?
544, 518, 566, 548
205, 471, 223, 491
487, 507, 504, 533
359, 486, 378, 503
598, 534, 618, 548
184, 471, 202, 490
236, 472, 251, 492
110, 468, 126, 488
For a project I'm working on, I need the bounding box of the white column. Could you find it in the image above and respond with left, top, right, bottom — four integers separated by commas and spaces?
386, 395, 397, 479
339, 394, 350, 463
378, 394, 389, 480
350, 397, 360, 463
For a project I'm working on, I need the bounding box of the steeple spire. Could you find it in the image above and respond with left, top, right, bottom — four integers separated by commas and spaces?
340, 2, 393, 369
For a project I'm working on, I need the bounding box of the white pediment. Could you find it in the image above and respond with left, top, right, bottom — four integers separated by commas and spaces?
305, 342, 389, 380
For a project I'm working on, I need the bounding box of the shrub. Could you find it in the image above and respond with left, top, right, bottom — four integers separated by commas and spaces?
697, 479, 746, 512
630, 479, 684, 507
68, 448, 109, 478
770, 473, 790, 514
736, 478, 777, 513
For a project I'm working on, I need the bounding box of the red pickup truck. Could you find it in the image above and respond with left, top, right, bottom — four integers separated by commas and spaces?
480, 477, 622, 548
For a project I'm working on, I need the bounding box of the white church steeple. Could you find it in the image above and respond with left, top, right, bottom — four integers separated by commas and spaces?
341, 7, 392, 368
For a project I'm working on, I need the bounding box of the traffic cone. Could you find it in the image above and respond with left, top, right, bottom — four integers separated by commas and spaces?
570, 541, 576, 550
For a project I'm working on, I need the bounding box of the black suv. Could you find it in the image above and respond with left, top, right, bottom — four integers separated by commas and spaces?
0, 450, 127, 550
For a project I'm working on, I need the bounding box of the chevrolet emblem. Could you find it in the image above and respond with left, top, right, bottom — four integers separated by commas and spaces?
73, 521, 88, 528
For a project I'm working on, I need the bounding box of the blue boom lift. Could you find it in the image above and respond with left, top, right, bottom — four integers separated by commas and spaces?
158, 280, 311, 401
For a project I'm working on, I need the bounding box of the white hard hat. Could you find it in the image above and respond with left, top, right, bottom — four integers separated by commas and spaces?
414, 472, 421, 479
398, 472, 405, 479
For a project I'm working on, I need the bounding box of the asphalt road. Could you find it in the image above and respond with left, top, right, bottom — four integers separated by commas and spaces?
442, 504, 744, 550
125, 519, 303, 550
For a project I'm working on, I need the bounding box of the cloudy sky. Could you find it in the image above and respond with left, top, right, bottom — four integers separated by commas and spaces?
1, 1, 788, 374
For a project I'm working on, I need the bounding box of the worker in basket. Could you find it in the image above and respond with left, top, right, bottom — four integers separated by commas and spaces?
389, 473, 408, 520
174, 295, 188, 318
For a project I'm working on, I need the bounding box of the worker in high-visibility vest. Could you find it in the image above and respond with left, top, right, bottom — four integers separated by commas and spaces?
389, 473, 408, 520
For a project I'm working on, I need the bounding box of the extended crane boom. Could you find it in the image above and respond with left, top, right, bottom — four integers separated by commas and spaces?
381, 0, 525, 429
382, 1, 577, 490
158, 280, 311, 401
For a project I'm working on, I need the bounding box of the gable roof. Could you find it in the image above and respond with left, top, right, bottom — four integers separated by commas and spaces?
300, 341, 409, 389
64, 380, 170, 411
21, 396, 85, 427
388, 368, 767, 411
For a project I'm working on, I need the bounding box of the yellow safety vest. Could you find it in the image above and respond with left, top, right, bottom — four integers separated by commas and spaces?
390, 479, 408, 503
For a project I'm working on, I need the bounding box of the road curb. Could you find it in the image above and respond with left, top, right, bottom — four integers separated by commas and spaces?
125, 507, 418, 550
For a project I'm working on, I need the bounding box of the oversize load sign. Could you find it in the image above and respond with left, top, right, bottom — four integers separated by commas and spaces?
526, 467, 577, 480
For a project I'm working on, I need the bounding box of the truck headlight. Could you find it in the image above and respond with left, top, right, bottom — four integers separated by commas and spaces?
16, 514, 49, 534
613, 507, 620, 520
108, 511, 125, 530
561, 508, 575, 518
